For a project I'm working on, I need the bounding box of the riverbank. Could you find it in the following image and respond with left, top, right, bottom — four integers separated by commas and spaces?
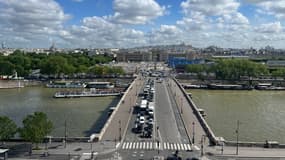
178, 77, 285, 91
0, 80, 24, 88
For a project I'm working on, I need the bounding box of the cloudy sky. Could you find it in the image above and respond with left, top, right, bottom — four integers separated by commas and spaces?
1, 0, 285, 49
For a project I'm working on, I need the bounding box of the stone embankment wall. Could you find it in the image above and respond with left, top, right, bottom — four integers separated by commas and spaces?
0, 80, 23, 88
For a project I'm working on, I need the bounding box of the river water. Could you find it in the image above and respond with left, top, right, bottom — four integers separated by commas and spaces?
0, 87, 120, 137
189, 89, 285, 143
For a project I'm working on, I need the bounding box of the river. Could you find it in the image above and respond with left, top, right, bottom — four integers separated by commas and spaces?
189, 89, 285, 143
0, 87, 120, 137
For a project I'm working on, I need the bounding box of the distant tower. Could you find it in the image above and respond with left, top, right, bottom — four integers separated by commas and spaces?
49, 41, 56, 52
1, 42, 6, 49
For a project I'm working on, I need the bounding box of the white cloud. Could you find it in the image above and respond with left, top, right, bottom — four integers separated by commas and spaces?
149, 25, 183, 44
177, 17, 209, 31
254, 22, 283, 33
0, 0, 70, 47
61, 16, 146, 48
246, 0, 285, 19
216, 12, 249, 31
107, 0, 165, 24
181, 0, 239, 17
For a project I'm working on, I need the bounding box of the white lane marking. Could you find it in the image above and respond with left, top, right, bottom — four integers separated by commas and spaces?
167, 143, 170, 150
180, 144, 185, 150
193, 145, 200, 151
142, 142, 145, 149
146, 142, 149, 150
177, 143, 180, 150
122, 142, 126, 149
170, 144, 174, 150
163, 142, 167, 150
125, 142, 129, 149
184, 144, 188, 150
149, 142, 152, 150
187, 144, 192, 151
130, 142, 133, 149
136, 142, 139, 149
174, 143, 177, 150
154, 142, 158, 149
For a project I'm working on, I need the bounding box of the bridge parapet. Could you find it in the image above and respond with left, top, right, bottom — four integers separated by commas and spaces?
172, 77, 218, 145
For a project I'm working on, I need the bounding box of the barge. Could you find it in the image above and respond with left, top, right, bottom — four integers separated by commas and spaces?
47, 81, 86, 88
54, 88, 123, 98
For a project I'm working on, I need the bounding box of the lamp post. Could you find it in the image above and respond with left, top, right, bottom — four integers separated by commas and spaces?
236, 120, 240, 155
200, 135, 205, 156
156, 126, 160, 154
119, 120, 122, 141
64, 120, 67, 148
192, 122, 195, 144
180, 97, 183, 114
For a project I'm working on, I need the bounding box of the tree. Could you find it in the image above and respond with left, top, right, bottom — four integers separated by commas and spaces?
0, 61, 15, 75
0, 116, 17, 144
272, 68, 285, 78
19, 112, 53, 149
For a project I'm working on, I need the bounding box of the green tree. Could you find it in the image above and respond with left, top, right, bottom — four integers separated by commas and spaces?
40, 56, 69, 76
0, 116, 17, 144
213, 59, 268, 80
272, 68, 285, 78
19, 112, 53, 149
0, 61, 15, 75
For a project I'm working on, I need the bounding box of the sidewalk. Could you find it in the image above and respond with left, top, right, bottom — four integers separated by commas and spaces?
101, 77, 144, 141
208, 145, 285, 158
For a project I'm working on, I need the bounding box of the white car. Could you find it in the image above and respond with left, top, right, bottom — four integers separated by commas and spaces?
139, 116, 145, 124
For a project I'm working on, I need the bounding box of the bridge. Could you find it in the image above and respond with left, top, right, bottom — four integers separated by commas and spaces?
90, 71, 218, 159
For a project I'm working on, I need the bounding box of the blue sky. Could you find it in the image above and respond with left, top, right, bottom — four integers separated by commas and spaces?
1, 0, 285, 49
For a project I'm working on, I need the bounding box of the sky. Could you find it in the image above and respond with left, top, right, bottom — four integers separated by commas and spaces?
1, 0, 285, 49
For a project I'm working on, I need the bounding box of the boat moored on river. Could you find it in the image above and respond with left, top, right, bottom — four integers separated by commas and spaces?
85, 82, 114, 89
54, 88, 123, 98
46, 81, 86, 88
207, 84, 253, 90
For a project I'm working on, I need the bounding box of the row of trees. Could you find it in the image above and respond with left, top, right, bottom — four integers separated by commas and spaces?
0, 50, 122, 77
0, 112, 53, 150
185, 59, 270, 80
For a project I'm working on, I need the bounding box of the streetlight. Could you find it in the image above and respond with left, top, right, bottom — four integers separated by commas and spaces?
200, 135, 206, 156
119, 120, 122, 141
180, 97, 183, 114
236, 120, 240, 155
192, 122, 195, 144
156, 126, 160, 154
64, 120, 67, 148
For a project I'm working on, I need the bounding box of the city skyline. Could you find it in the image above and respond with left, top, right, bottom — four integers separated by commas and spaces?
1, 0, 285, 49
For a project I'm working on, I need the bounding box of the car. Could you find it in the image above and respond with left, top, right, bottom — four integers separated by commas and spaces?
144, 124, 153, 132
143, 130, 152, 138
133, 123, 143, 133
139, 116, 145, 124
148, 118, 154, 125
